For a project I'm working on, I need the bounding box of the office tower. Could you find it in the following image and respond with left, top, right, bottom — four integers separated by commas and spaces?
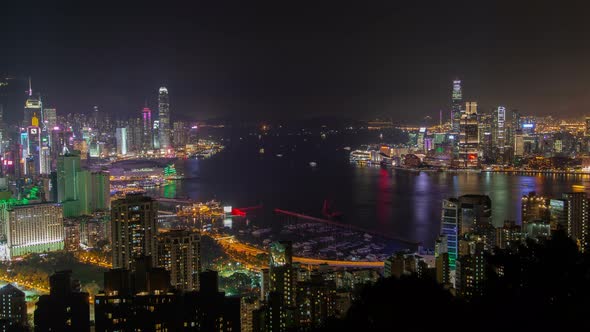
458, 102, 479, 168
562, 192, 590, 252
158, 87, 171, 150
0, 202, 64, 260
441, 199, 459, 271
57, 152, 82, 216
92, 105, 100, 129
152, 120, 160, 149
521, 116, 536, 135
173, 121, 189, 148
22, 121, 41, 176
115, 127, 128, 155
521, 192, 549, 227
111, 194, 158, 269
586, 117, 590, 137
417, 127, 426, 152
35, 271, 89, 332
157, 230, 201, 291
127, 118, 143, 153
23, 78, 43, 127
0, 284, 27, 330
451, 80, 462, 133
141, 106, 152, 151
492, 106, 506, 161
44, 107, 57, 129
50, 127, 74, 168
77, 171, 110, 214
456, 241, 486, 298
478, 113, 492, 160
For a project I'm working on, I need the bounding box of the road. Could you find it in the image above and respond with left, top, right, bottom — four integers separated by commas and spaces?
213, 234, 384, 269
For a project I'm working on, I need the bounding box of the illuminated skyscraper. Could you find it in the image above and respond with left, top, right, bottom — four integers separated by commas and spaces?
441, 199, 459, 271
141, 106, 153, 151
492, 106, 506, 160
152, 120, 160, 149
115, 127, 128, 155
157, 230, 201, 291
44, 108, 57, 129
451, 80, 462, 132
458, 102, 479, 168
57, 152, 82, 217
111, 194, 158, 269
158, 87, 171, 150
521, 192, 549, 227
23, 78, 43, 128
173, 121, 189, 147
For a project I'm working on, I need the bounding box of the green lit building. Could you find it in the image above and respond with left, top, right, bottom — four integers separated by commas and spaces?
57, 152, 110, 217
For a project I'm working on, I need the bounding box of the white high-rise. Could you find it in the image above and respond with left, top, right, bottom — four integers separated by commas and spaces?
115, 127, 128, 155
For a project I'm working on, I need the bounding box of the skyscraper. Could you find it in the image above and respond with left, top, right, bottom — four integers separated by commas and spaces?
57, 152, 82, 217
23, 78, 43, 128
157, 230, 201, 291
115, 127, 128, 155
158, 87, 171, 150
441, 199, 459, 271
172, 121, 189, 148
458, 102, 479, 168
111, 194, 158, 269
44, 107, 57, 129
451, 80, 462, 133
492, 106, 506, 161
141, 106, 152, 151
22, 115, 41, 176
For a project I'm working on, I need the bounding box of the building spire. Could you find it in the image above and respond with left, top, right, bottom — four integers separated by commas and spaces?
28, 77, 32, 97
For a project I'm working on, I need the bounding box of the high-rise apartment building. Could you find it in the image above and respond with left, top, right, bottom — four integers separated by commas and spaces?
563, 192, 590, 252
44, 107, 57, 129
111, 194, 158, 269
157, 230, 201, 291
34, 270, 90, 332
0, 284, 27, 329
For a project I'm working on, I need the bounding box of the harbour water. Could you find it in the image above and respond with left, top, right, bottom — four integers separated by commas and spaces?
147, 135, 590, 248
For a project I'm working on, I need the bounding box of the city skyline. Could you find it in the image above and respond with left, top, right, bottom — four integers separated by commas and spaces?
2, 2, 590, 121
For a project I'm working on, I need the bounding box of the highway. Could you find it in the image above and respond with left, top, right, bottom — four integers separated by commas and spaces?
213, 234, 384, 269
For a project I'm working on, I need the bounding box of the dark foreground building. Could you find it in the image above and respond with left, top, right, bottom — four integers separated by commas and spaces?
34, 270, 90, 332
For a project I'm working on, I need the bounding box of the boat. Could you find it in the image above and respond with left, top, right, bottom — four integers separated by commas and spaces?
309, 161, 318, 167
343, 146, 351, 151
276, 154, 283, 157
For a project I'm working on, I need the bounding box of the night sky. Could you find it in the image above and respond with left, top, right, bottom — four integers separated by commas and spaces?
2, 1, 590, 123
